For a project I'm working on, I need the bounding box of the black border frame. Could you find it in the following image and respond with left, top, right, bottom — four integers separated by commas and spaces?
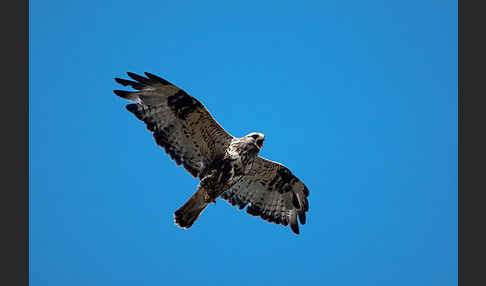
3, 0, 29, 285
460, 0, 486, 285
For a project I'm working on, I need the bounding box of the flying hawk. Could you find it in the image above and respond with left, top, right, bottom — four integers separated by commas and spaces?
114, 72, 309, 234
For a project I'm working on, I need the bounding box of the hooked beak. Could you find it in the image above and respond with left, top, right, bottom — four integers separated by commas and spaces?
255, 139, 264, 149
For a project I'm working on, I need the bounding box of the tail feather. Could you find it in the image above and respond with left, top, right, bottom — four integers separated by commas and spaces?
174, 189, 209, 229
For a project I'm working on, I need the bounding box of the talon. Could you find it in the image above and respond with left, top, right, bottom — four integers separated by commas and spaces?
204, 193, 211, 203
204, 192, 217, 204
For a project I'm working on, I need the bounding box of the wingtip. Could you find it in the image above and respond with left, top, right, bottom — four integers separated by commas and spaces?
144, 72, 172, 85
290, 211, 300, 234
114, 77, 127, 85
113, 89, 128, 98
144, 71, 156, 78
126, 71, 140, 78
297, 210, 306, 225
291, 223, 300, 235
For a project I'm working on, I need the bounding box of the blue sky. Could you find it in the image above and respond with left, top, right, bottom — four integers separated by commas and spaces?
30, 1, 457, 285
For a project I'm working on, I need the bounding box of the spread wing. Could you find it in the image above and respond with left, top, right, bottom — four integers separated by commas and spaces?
221, 156, 309, 234
114, 72, 234, 178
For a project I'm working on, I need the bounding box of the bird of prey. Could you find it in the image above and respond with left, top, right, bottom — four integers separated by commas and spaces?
114, 72, 309, 234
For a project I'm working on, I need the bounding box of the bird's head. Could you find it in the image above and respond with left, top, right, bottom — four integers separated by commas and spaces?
244, 132, 265, 151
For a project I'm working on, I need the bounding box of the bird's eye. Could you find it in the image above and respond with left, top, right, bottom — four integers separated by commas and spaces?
251, 134, 259, 139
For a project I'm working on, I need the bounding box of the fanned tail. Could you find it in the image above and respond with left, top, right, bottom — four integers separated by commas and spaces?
174, 189, 209, 229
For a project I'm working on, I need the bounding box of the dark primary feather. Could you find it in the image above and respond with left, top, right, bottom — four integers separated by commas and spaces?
144, 72, 173, 85
114, 78, 145, 90
113, 89, 138, 101
127, 72, 153, 84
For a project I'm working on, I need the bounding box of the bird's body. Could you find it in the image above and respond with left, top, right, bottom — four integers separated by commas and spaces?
114, 72, 309, 234
175, 133, 264, 228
